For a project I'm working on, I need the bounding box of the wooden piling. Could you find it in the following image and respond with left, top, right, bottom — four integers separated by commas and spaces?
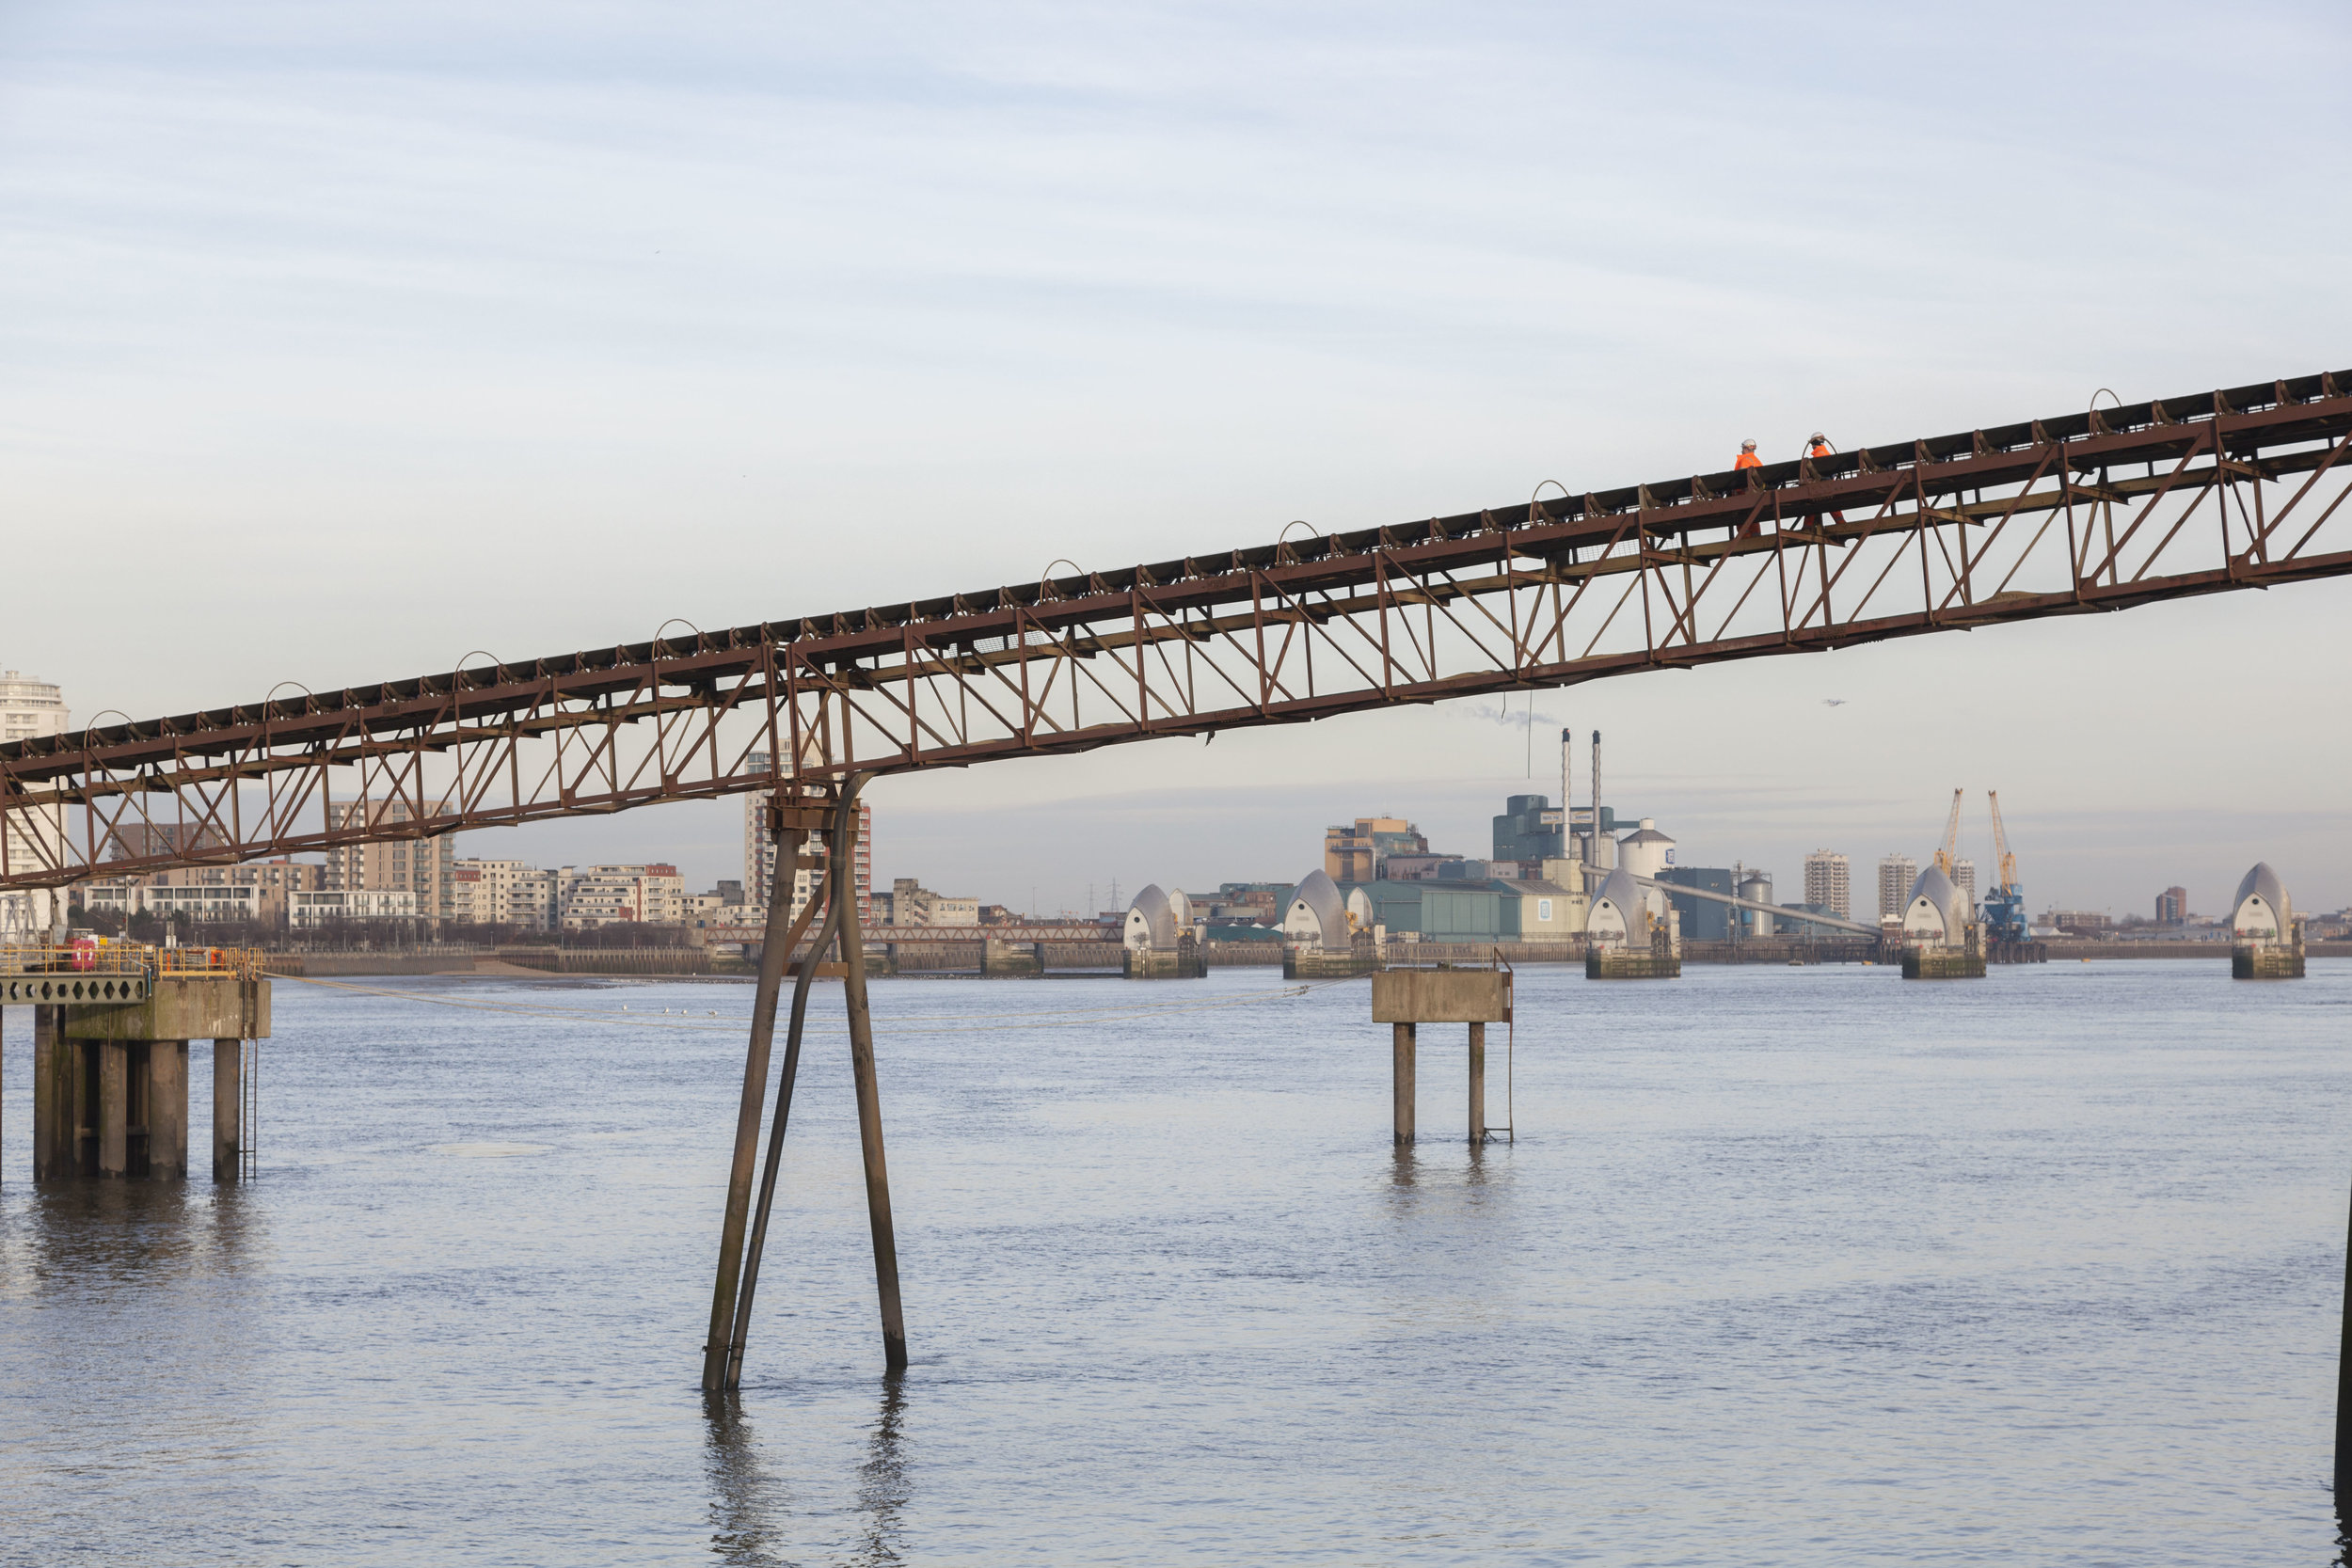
212, 1038, 242, 1181
724, 853, 845, 1388
702, 847, 803, 1393
1392, 1022, 1416, 1145
1468, 1022, 1486, 1144
2339, 1155, 2352, 1507
835, 784, 909, 1370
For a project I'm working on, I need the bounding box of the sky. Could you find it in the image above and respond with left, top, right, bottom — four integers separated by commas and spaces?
2, 1, 2347, 920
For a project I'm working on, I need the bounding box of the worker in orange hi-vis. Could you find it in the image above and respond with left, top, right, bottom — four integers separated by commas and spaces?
1731, 439, 1765, 536
1807, 431, 1848, 528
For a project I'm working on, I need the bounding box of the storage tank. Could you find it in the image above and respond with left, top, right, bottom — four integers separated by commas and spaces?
1739, 872, 1773, 937
1617, 819, 1675, 879
1616, 819, 1676, 918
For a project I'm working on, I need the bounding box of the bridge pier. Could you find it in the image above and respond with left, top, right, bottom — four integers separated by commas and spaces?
30, 974, 266, 1181
1374, 969, 1513, 1147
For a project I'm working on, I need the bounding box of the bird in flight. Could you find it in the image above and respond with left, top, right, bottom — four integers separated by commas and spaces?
1822, 698, 1849, 707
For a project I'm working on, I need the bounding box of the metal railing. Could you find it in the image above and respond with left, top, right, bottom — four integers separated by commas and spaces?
0, 941, 264, 981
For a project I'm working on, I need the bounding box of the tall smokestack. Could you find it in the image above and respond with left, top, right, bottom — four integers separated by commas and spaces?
1559, 728, 1573, 863
1591, 730, 1604, 872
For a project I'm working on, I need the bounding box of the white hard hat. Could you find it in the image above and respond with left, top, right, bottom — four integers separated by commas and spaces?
1740, 438, 1756, 450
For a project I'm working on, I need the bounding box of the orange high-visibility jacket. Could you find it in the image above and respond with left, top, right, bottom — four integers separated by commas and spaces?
1734, 451, 1761, 469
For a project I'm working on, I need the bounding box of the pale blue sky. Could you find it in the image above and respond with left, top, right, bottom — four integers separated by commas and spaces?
3, 2, 2346, 917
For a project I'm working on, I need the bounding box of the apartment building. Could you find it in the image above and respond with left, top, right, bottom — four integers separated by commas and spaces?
291, 889, 420, 928
556, 864, 688, 928
77, 858, 324, 927
741, 752, 873, 924
0, 670, 69, 939
324, 797, 459, 924
452, 859, 558, 929
1876, 854, 1917, 924
1803, 850, 1851, 921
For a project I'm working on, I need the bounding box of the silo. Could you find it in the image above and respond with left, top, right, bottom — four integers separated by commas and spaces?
1616, 818, 1676, 917
1739, 872, 1773, 937
1617, 818, 1676, 879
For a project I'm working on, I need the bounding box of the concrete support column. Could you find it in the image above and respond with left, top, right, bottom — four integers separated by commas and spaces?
98, 1041, 130, 1177
213, 1037, 243, 1182
1468, 1022, 1486, 1145
149, 1041, 189, 1180
32, 1006, 77, 1180
1392, 1022, 1416, 1145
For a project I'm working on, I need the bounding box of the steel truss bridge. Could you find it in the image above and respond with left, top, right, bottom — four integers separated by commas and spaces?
5, 368, 2350, 887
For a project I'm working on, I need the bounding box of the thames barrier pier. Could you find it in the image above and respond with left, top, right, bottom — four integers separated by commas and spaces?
2229, 863, 2305, 980
14, 946, 269, 1180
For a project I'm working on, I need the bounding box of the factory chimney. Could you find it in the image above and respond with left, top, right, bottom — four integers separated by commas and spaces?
1590, 730, 1604, 871
1559, 728, 1573, 864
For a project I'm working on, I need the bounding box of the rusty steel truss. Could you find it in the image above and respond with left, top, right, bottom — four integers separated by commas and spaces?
6, 369, 2350, 890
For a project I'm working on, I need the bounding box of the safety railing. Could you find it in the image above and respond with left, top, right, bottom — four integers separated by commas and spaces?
0, 941, 265, 981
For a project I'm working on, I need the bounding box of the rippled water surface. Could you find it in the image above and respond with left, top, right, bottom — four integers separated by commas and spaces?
3, 959, 2348, 1564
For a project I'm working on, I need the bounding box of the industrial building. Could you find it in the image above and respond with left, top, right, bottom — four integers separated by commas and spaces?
1491, 796, 1565, 864
1323, 818, 1430, 882
1659, 866, 1735, 942
878, 879, 979, 927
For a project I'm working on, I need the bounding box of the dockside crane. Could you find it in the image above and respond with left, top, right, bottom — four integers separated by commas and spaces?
1983, 790, 2026, 942
1931, 787, 1963, 875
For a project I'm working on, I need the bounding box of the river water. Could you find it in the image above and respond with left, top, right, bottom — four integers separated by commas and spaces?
2, 959, 2346, 1565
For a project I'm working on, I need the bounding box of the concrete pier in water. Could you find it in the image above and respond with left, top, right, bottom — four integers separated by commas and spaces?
31, 973, 268, 1180
1371, 968, 1512, 1145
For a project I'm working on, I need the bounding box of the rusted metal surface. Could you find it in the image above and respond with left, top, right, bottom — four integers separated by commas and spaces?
5, 371, 2349, 887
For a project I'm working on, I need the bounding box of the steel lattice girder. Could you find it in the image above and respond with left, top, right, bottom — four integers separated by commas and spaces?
3, 369, 2349, 889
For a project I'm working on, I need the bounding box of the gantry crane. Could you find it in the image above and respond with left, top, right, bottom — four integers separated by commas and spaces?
1931, 787, 1963, 875
1983, 790, 2026, 942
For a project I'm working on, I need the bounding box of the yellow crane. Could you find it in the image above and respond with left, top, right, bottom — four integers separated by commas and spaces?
1931, 787, 1963, 875
1984, 790, 2026, 941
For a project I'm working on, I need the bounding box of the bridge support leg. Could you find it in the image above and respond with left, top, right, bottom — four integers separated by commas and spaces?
2338, 1153, 2352, 1509
1468, 1023, 1486, 1145
836, 790, 909, 1371
1392, 1022, 1416, 1145
213, 1038, 242, 1181
703, 843, 800, 1394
